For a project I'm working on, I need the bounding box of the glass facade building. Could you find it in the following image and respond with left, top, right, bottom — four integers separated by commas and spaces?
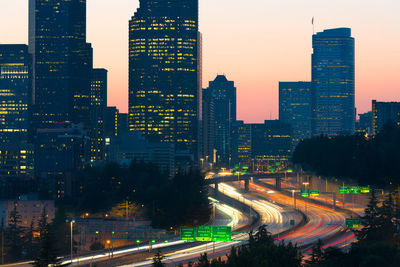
372, 100, 400, 135
129, 0, 200, 160
0, 45, 31, 144
29, 0, 92, 130
279, 81, 312, 146
312, 28, 355, 136
202, 75, 236, 167
89, 68, 108, 161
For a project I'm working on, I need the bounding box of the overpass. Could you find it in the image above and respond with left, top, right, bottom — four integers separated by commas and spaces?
205, 172, 300, 193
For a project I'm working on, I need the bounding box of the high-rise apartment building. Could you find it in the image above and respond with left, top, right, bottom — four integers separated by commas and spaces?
129, 0, 200, 161
312, 28, 355, 136
372, 100, 400, 135
202, 75, 236, 167
29, 0, 92, 130
279, 81, 312, 146
0, 45, 31, 144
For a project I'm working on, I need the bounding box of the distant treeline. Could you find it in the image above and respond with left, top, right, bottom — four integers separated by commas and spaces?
293, 125, 400, 187
65, 161, 211, 229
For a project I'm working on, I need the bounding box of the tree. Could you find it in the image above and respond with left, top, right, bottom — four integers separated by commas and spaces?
6, 202, 24, 261
37, 206, 48, 238
196, 253, 210, 267
34, 224, 60, 267
306, 239, 323, 265
152, 250, 165, 267
25, 220, 37, 259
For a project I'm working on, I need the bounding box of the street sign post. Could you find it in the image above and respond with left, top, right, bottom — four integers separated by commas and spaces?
212, 226, 232, 241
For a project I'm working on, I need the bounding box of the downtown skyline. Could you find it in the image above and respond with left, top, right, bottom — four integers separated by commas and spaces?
1, 0, 399, 122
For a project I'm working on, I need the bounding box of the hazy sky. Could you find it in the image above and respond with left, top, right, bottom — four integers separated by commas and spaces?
1, 0, 400, 122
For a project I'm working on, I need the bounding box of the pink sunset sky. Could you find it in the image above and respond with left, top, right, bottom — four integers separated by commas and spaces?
1, 0, 399, 123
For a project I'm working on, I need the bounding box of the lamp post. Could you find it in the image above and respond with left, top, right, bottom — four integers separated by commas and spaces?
292, 189, 296, 209
66, 219, 75, 264
302, 182, 309, 215
200, 158, 204, 169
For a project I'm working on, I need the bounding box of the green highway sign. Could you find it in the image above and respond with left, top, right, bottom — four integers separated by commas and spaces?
300, 189, 309, 197
180, 226, 233, 242
290, 219, 295, 226
339, 186, 370, 194
212, 226, 232, 241
310, 189, 320, 196
351, 187, 361, 194
361, 186, 370, 193
346, 218, 361, 228
339, 186, 351, 194
180, 227, 196, 241
196, 226, 212, 241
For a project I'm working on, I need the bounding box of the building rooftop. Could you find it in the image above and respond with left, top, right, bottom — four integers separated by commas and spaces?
314, 28, 351, 38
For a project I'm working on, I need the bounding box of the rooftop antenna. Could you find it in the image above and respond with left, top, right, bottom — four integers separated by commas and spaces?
312, 16, 315, 35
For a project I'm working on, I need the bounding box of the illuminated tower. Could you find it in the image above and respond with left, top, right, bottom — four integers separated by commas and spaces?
29, 0, 92, 131
0, 45, 31, 144
279, 81, 312, 145
89, 69, 108, 161
312, 28, 355, 136
129, 0, 200, 160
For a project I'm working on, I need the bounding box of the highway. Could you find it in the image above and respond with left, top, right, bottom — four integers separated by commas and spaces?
2, 174, 360, 267
244, 181, 357, 251
118, 183, 300, 267
0, 198, 248, 267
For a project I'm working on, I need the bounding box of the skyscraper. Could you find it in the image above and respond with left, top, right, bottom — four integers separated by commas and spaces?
279, 81, 312, 146
89, 68, 108, 161
372, 100, 400, 135
312, 28, 355, 136
29, 0, 92, 131
202, 75, 236, 167
129, 0, 200, 160
201, 87, 214, 166
0, 45, 31, 144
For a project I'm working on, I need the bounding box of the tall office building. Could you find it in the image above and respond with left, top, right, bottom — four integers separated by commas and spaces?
231, 121, 252, 168
201, 87, 214, 166
29, 0, 92, 131
232, 121, 292, 171
312, 28, 355, 136
372, 100, 400, 135
129, 0, 200, 161
89, 69, 108, 161
356, 111, 372, 135
202, 75, 236, 167
279, 81, 312, 146
0, 45, 31, 144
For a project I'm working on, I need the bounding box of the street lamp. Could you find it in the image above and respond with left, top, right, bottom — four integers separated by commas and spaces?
200, 158, 204, 169
65, 219, 75, 264
292, 189, 296, 209
302, 182, 309, 215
